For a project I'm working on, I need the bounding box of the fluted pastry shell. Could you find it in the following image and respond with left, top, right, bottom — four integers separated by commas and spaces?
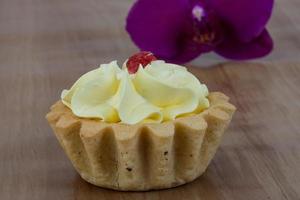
46, 92, 236, 191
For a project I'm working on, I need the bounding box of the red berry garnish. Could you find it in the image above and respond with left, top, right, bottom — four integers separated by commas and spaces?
126, 51, 157, 74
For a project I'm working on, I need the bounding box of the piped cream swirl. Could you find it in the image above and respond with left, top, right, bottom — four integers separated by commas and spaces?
61, 60, 209, 124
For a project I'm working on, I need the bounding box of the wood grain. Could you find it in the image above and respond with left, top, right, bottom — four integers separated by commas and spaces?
0, 0, 300, 200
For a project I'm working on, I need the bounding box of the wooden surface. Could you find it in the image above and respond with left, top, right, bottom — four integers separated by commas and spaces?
1, 0, 300, 200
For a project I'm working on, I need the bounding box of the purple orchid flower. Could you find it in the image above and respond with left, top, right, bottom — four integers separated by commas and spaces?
126, 0, 274, 64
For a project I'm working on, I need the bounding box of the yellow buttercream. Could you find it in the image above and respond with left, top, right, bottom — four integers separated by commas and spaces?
61, 60, 209, 124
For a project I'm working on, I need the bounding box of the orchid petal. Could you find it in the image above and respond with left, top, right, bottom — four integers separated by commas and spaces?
215, 29, 273, 60
210, 0, 274, 42
126, 0, 206, 63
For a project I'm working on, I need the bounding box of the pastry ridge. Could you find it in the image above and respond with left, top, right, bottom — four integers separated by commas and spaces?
46, 92, 236, 191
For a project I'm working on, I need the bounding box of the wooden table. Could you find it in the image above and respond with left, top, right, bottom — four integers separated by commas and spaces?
1, 0, 300, 200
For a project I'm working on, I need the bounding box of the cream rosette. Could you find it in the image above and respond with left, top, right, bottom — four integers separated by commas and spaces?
61, 60, 209, 124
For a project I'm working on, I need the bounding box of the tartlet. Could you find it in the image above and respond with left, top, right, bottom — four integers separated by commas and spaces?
46, 53, 235, 191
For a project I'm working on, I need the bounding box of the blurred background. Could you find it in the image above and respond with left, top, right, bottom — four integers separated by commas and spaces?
0, 0, 299, 68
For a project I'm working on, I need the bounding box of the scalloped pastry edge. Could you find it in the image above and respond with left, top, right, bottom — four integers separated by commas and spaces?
46, 92, 236, 191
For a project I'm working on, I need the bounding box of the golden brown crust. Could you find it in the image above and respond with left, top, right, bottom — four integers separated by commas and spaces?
46, 92, 236, 191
